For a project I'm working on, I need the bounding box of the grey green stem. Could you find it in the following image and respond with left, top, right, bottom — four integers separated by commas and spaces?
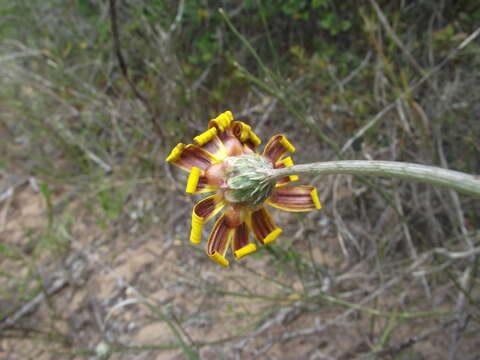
267, 161, 480, 198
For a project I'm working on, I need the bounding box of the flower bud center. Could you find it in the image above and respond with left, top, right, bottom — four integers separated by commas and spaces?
223, 154, 275, 208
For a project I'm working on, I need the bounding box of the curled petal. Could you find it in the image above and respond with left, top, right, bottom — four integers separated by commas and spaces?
232, 222, 257, 260
231, 121, 251, 142
248, 131, 261, 147
262, 134, 295, 163
207, 215, 234, 267
190, 194, 225, 244
208, 111, 233, 132
190, 214, 203, 245
193, 193, 225, 222
232, 121, 262, 148
186, 167, 218, 194
267, 186, 321, 212
274, 156, 299, 186
248, 207, 283, 245
166, 143, 218, 172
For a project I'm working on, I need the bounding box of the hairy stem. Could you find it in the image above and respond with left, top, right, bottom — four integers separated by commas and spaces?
267, 161, 480, 198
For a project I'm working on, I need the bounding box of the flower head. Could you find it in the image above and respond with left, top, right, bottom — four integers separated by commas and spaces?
166, 111, 321, 267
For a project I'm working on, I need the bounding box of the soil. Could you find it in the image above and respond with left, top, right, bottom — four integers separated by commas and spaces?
0, 180, 477, 360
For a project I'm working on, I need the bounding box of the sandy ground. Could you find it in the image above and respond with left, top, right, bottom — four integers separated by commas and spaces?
0, 179, 478, 360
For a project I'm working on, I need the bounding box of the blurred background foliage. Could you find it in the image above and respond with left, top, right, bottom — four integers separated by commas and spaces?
0, 0, 480, 359
1, 0, 479, 176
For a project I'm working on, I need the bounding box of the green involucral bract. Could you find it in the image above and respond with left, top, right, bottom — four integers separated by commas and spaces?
224, 155, 275, 208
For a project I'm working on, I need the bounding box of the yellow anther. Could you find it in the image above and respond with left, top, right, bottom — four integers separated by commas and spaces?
279, 136, 295, 153
190, 211, 204, 244
232, 121, 261, 146
249, 130, 261, 146
186, 167, 201, 194
165, 143, 185, 162
210, 252, 229, 267
280, 156, 294, 167
190, 222, 202, 244
224, 110, 234, 122
234, 121, 251, 142
192, 211, 204, 226
310, 188, 322, 210
263, 228, 283, 245
234, 243, 257, 259
211, 111, 233, 131
218, 115, 230, 130
276, 157, 298, 183
193, 127, 217, 146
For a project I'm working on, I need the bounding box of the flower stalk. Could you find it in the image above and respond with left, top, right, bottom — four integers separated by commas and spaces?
266, 160, 480, 198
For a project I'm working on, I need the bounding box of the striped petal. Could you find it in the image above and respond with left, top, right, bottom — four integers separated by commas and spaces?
208, 112, 256, 156
232, 222, 257, 260
248, 207, 283, 245
274, 156, 299, 187
166, 143, 218, 172
207, 214, 234, 267
266, 186, 321, 212
186, 167, 218, 194
219, 134, 245, 156
262, 134, 295, 163
190, 194, 225, 244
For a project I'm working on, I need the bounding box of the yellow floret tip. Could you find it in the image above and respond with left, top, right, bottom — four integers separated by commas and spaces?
209, 111, 233, 132
235, 122, 251, 142
281, 156, 294, 167
234, 243, 257, 259
186, 167, 201, 194
190, 222, 202, 244
165, 143, 185, 162
210, 252, 229, 267
218, 115, 231, 131
280, 136, 295, 153
190, 211, 204, 244
192, 211, 204, 225
263, 228, 283, 245
310, 188, 322, 210
224, 110, 234, 122
249, 130, 261, 146
232, 121, 261, 146
278, 157, 299, 183
193, 127, 217, 146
